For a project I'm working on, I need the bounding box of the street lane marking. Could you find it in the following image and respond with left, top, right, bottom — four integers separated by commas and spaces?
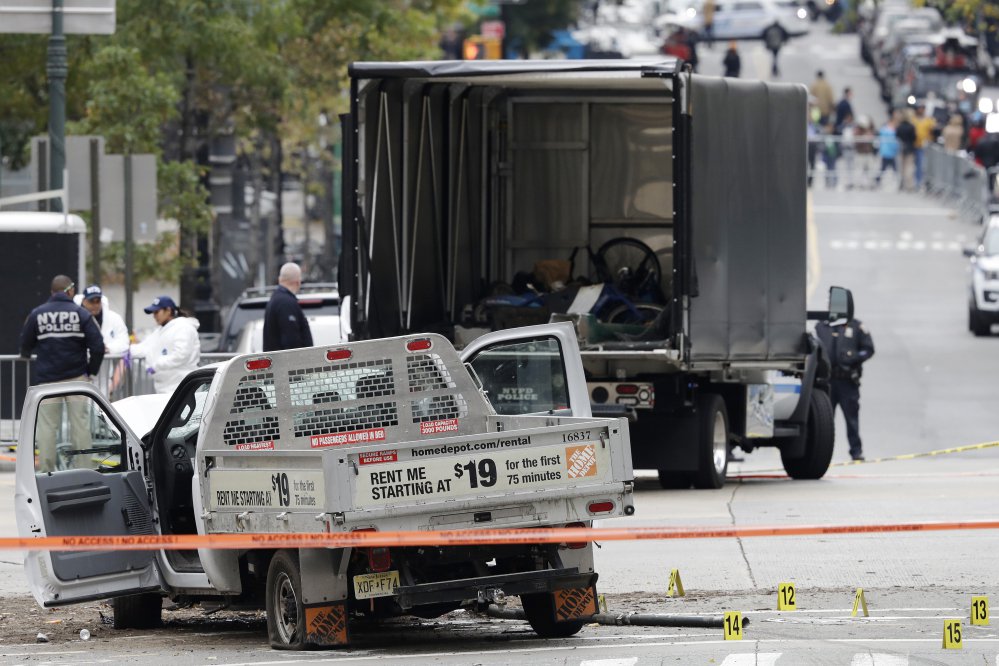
851, 655, 908, 665
814, 205, 954, 216
721, 654, 781, 665
580, 659, 639, 666
828, 239, 962, 251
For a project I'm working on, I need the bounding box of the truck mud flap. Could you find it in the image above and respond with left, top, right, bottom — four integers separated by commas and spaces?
394, 568, 594, 609
553, 586, 598, 622
304, 601, 349, 647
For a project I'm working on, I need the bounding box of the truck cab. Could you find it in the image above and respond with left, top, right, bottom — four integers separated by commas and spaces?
16, 322, 634, 648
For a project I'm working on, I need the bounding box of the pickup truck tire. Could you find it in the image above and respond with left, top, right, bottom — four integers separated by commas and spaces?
112, 592, 162, 629
780, 388, 835, 479
657, 470, 692, 489
693, 394, 729, 489
521, 592, 586, 638
267, 550, 307, 650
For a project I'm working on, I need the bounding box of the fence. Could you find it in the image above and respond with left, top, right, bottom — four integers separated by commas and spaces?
924, 144, 991, 226
1, 352, 236, 448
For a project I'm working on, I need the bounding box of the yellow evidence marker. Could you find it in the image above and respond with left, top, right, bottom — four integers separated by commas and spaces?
777, 582, 796, 611
942, 619, 963, 649
971, 596, 989, 626
851, 588, 869, 617
724, 611, 743, 640
667, 569, 685, 597
597, 594, 608, 614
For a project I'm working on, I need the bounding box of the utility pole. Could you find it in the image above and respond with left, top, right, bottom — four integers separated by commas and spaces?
47, 0, 66, 212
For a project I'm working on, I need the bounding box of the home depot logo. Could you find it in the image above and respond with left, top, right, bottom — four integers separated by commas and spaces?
565, 444, 597, 479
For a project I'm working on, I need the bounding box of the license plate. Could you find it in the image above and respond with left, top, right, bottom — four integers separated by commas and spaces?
353, 571, 400, 600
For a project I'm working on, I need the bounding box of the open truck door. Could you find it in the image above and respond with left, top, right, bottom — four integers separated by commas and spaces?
460, 322, 592, 418
15, 381, 163, 607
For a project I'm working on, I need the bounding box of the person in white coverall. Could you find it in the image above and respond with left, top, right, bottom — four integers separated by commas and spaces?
74, 284, 130, 354
129, 295, 201, 394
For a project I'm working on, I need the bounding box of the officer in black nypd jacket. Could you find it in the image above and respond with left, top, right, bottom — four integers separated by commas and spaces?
815, 315, 875, 461
263, 262, 314, 352
20, 275, 105, 383
20, 275, 106, 472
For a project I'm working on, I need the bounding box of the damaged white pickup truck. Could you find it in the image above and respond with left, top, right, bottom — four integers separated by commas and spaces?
15, 322, 635, 649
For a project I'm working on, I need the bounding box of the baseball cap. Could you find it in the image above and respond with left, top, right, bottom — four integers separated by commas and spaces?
82, 284, 103, 301
143, 295, 177, 313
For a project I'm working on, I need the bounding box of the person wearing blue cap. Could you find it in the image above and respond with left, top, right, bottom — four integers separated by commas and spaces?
74, 284, 130, 355
129, 295, 201, 394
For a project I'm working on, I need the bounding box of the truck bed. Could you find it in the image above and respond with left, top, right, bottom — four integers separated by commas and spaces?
196, 335, 634, 535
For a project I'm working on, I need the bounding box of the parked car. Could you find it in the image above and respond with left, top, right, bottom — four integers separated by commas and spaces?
655, 0, 809, 45
965, 216, 999, 336
216, 283, 341, 352
890, 34, 983, 111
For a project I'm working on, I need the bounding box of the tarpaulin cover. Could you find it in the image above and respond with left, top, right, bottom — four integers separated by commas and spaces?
687, 75, 808, 362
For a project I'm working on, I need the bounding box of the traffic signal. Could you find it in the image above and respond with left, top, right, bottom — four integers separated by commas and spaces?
462, 36, 501, 60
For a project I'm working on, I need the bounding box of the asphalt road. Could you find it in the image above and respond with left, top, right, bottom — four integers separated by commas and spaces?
2, 18, 998, 666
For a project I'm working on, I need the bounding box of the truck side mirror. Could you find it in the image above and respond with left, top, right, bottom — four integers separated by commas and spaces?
827, 286, 853, 322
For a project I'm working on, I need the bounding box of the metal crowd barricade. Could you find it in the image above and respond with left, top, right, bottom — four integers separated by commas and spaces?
1, 352, 238, 449
923, 144, 988, 226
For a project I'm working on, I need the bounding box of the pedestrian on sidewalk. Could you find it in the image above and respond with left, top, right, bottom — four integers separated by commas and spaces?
896, 109, 917, 191
723, 41, 741, 77
875, 113, 899, 189
810, 70, 834, 123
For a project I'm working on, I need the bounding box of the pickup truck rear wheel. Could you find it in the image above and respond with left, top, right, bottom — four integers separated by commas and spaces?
111, 592, 162, 629
693, 394, 729, 489
780, 388, 835, 479
657, 470, 692, 489
267, 550, 307, 650
521, 592, 586, 638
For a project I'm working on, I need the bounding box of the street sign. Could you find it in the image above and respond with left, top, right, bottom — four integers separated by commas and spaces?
0, 0, 115, 34
30, 135, 104, 209
99, 153, 157, 242
480, 20, 505, 40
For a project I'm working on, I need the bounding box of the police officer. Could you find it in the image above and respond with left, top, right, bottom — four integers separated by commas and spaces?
263, 262, 313, 352
19, 275, 105, 472
815, 316, 875, 461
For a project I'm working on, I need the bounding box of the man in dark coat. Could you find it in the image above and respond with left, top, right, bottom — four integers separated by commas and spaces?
815, 316, 875, 461
263, 262, 314, 352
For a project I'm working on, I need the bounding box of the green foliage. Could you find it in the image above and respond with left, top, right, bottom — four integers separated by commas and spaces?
157, 159, 212, 238
100, 232, 186, 286
68, 45, 179, 155
1, 0, 467, 287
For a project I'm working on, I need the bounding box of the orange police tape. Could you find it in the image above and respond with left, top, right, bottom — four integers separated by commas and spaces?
3, 520, 999, 552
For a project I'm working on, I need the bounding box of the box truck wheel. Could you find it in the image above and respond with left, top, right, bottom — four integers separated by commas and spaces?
112, 592, 162, 629
521, 592, 586, 638
693, 394, 729, 489
780, 388, 835, 479
267, 549, 308, 649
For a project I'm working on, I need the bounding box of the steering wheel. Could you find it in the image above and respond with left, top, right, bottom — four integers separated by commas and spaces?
594, 237, 664, 303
